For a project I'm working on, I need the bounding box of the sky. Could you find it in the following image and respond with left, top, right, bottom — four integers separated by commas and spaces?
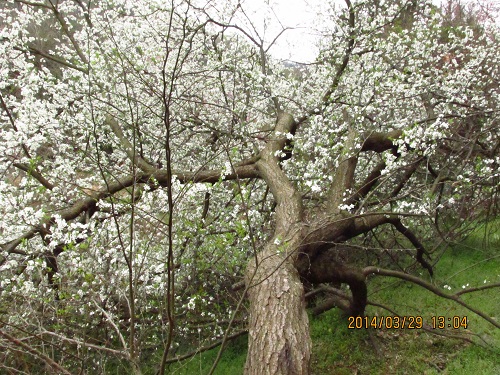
238, 0, 329, 63
236, 0, 500, 63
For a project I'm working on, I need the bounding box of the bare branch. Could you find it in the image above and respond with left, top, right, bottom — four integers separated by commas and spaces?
363, 267, 500, 329
0, 329, 72, 375
206, 18, 261, 49
92, 300, 129, 352
389, 218, 433, 276
163, 330, 247, 364
40, 331, 128, 358
455, 282, 500, 296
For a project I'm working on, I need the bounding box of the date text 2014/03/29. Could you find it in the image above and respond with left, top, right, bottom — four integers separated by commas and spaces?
348, 316, 468, 329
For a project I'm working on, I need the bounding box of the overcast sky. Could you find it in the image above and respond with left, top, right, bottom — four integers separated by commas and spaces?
238, 0, 500, 63
239, 0, 329, 63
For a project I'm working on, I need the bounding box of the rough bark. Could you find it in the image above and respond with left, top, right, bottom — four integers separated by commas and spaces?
245, 241, 311, 375
244, 112, 311, 374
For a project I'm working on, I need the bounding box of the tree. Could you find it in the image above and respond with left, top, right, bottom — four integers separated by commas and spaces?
0, 0, 498, 374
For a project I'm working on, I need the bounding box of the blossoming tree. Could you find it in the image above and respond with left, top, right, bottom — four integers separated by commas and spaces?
0, 0, 498, 374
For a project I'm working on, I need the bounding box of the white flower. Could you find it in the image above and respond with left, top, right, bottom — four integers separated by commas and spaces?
338, 203, 354, 211
187, 297, 196, 310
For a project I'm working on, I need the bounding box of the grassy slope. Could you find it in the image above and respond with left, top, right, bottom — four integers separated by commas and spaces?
167, 229, 500, 374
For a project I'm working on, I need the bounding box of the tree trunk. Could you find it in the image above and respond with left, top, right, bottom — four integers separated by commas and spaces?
244, 244, 311, 375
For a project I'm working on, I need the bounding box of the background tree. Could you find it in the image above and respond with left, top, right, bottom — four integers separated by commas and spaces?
0, 0, 498, 374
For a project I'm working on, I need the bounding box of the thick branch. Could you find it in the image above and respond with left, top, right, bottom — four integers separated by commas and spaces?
311, 295, 350, 316
297, 213, 359, 287
328, 212, 395, 242
301, 250, 367, 316
360, 158, 423, 210
360, 129, 403, 153
307, 286, 353, 316
347, 161, 385, 206
1, 162, 259, 255
13, 163, 55, 190
327, 129, 358, 210
329, 213, 433, 275
327, 128, 406, 211
385, 157, 423, 201
168, 163, 259, 184
255, 112, 302, 234
105, 114, 156, 173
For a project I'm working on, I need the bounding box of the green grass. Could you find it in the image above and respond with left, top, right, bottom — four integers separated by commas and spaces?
161, 228, 499, 374
167, 335, 247, 374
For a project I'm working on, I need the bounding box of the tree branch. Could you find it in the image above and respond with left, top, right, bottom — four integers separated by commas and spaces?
1, 162, 260, 255
322, 0, 355, 103
360, 129, 403, 154
14, 0, 50, 9
163, 330, 247, 364
389, 218, 433, 276
255, 112, 302, 234
105, 114, 156, 173
455, 282, 500, 296
303, 254, 367, 316
327, 128, 358, 210
347, 161, 385, 207
12, 45, 88, 74
13, 163, 55, 190
385, 157, 423, 201
363, 267, 500, 329
0, 92, 33, 159
0, 329, 72, 375
48, 0, 89, 66
40, 331, 128, 358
